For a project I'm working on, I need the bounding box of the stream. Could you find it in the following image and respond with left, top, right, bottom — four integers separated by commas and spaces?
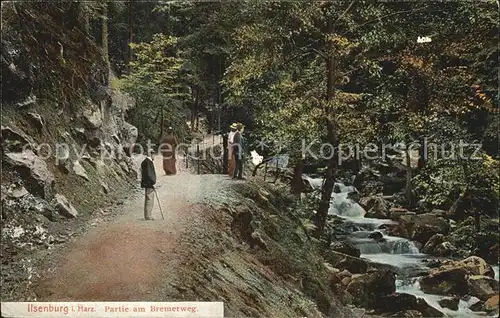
304, 176, 499, 317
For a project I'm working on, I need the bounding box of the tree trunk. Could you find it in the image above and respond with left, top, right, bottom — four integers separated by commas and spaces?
101, 2, 109, 84
77, 3, 90, 62
474, 202, 481, 232
218, 57, 224, 133
447, 187, 471, 222
158, 105, 164, 142
252, 157, 273, 177
417, 137, 426, 170
291, 159, 304, 196
222, 134, 228, 174
208, 111, 213, 134
353, 170, 365, 191
314, 11, 339, 235
127, 0, 134, 74
354, 146, 361, 174
191, 89, 199, 131
460, 160, 478, 230
81, 3, 90, 35
314, 119, 338, 234
405, 146, 414, 205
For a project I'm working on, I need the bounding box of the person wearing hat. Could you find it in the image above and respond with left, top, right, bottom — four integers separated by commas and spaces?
232, 122, 245, 180
141, 148, 157, 220
227, 123, 238, 177
160, 126, 179, 175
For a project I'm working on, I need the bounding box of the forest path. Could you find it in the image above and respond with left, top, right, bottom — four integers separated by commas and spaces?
34, 135, 230, 301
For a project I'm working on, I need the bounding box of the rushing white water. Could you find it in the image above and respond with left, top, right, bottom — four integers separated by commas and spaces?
349, 230, 420, 256
303, 176, 324, 190
364, 253, 428, 268
329, 194, 366, 217
397, 279, 492, 318
317, 179, 420, 255
392, 238, 420, 254
344, 216, 397, 231
305, 177, 369, 219
305, 175, 499, 317
348, 232, 419, 255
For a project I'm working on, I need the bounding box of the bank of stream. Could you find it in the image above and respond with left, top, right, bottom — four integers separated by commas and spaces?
304, 176, 499, 317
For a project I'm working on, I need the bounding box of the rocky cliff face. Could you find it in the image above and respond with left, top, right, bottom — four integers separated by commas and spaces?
1, 7, 140, 297
1, 85, 140, 299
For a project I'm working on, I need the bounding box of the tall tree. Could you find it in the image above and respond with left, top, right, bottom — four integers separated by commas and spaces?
121, 34, 190, 142
101, 2, 109, 83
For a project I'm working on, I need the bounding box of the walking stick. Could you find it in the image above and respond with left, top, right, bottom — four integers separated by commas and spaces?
153, 188, 165, 220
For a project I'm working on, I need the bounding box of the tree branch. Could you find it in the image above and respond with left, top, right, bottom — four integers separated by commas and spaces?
333, 0, 356, 28
341, 6, 430, 36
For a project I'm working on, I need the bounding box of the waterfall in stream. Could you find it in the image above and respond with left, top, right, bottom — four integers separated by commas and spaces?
303, 175, 499, 317
303, 176, 419, 255
392, 239, 420, 254
348, 233, 420, 255
396, 279, 488, 318
329, 191, 366, 217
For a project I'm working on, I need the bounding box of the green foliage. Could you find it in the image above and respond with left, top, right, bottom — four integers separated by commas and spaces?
413, 149, 499, 213
126, 34, 186, 95
448, 216, 500, 261
224, 2, 364, 162
121, 33, 189, 143
413, 160, 465, 208
411, 114, 499, 213
153, 1, 234, 132
220, 0, 498, 216
6, 0, 497, 218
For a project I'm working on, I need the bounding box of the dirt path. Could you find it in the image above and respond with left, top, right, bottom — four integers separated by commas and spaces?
35, 140, 231, 301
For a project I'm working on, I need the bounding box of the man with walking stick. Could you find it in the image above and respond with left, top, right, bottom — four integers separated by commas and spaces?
232, 123, 246, 180
141, 148, 158, 220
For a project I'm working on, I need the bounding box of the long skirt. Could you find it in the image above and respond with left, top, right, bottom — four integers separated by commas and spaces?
228, 147, 235, 177
163, 153, 177, 175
